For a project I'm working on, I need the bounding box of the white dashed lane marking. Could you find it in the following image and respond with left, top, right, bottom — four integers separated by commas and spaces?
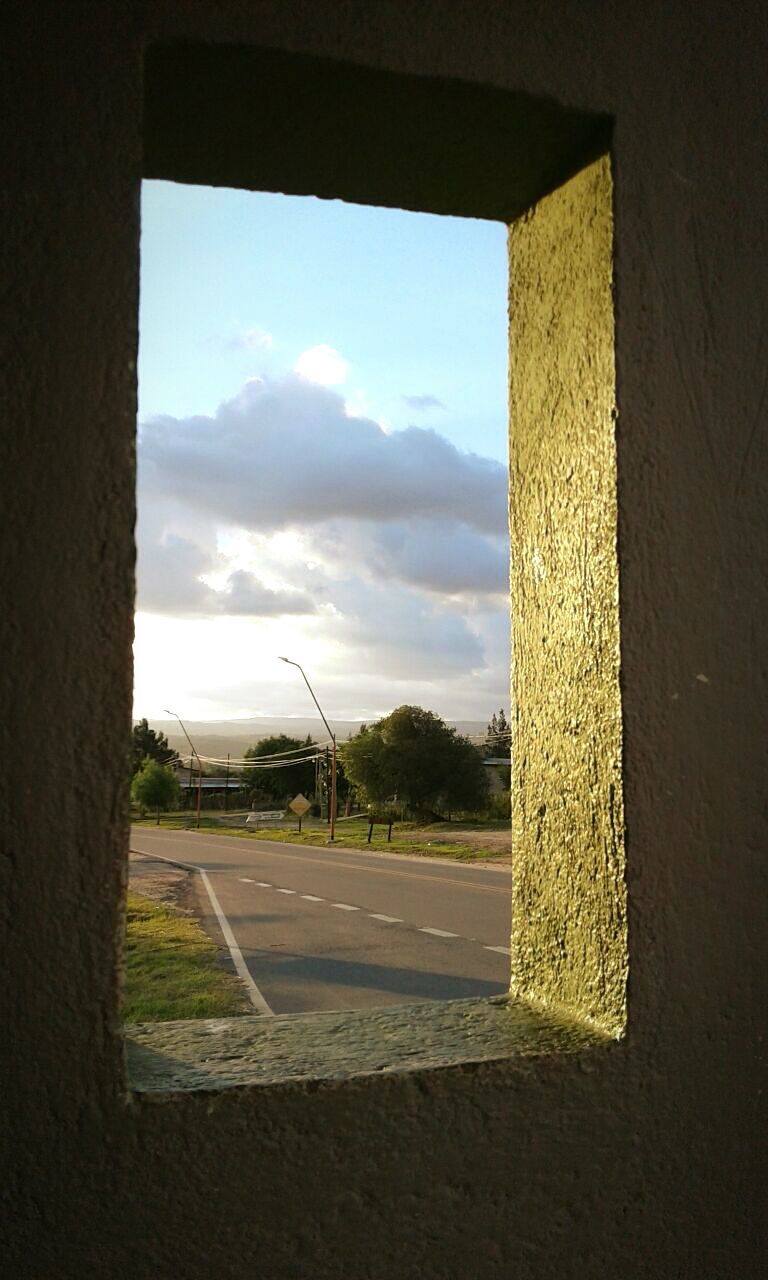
234, 874, 507, 956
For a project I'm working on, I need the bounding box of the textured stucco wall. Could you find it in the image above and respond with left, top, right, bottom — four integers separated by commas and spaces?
2, 3, 766, 1278
509, 157, 627, 1038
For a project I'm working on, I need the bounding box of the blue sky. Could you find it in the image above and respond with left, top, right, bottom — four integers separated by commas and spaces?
135, 181, 510, 723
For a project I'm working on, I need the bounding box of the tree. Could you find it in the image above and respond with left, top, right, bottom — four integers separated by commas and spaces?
483, 707, 512, 792
131, 718, 179, 777
241, 735, 316, 806
131, 757, 181, 824
340, 705, 488, 819
483, 708, 510, 757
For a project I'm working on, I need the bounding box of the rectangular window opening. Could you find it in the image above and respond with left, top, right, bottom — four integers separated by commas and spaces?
130, 184, 513, 1024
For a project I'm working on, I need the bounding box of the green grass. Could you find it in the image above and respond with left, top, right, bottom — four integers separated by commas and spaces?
249, 826, 506, 860
122, 892, 252, 1023
133, 812, 509, 861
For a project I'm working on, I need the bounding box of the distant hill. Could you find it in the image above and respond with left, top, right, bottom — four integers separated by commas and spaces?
138, 716, 489, 762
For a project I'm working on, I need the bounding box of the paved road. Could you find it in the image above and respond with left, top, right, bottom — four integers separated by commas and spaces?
130, 826, 512, 1015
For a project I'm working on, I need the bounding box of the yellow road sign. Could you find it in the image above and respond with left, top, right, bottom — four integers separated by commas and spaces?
288, 792, 311, 817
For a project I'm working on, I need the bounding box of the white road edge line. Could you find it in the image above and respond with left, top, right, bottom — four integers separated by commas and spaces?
130, 849, 273, 1017
484, 945, 511, 955
419, 927, 459, 938
255, 882, 272, 888
239, 877, 255, 883
275, 888, 296, 894
369, 913, 402, 923
331, 903, 359, 911
301, 894, 324, 901
199, 870, 274, 1017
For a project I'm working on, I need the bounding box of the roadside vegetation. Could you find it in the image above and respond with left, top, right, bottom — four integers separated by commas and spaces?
228, 818, 509, 861
130, 705, 513, 860
131, 756, 181, 823
340, 705, 488, 818
122, 892, 252, 1022
131, 812, 509, 861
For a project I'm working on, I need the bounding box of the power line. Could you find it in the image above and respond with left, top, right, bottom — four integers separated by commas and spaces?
177, 751, 323, 770
176, 739, 332, 765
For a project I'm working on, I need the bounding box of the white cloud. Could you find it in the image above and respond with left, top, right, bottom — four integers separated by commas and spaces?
135, 374, 510, 715
308, 518, 508, 599
140, 374, 506, 536
293, 344, 350, 386
320, 580, 486, 679
220, 570, 316, 617
136, 527, 316, 619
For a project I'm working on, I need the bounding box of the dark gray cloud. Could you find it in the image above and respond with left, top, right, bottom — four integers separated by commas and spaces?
139, 374, 506, 537
401, 393, 446, 412
346, 519, 507, 598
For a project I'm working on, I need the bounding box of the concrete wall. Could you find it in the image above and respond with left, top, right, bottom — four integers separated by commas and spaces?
2, 3, 765, 1277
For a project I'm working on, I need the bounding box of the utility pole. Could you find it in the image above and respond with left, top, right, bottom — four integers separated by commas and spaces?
224, 752, 230, 812
278, 658, 337, 841
165, 709, 203, 830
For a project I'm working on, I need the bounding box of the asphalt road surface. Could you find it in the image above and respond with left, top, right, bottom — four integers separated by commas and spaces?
130, 826, 512, 1015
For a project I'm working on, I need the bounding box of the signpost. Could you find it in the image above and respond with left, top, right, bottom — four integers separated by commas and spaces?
288, 792, 312, 833
367, 813, 395, 843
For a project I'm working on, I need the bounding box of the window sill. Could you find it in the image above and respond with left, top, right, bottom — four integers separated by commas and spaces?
125, 995, 612, 1096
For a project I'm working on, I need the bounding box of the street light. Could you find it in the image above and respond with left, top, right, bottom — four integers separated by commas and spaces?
164, 709, 203, 830
278, 657, 337, 841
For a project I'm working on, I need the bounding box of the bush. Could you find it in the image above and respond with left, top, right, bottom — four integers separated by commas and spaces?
485, 792, 511, 820
131, 757, 181, 823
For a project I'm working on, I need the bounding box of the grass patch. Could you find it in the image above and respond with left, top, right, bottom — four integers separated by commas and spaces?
133, 815, 508, 861
244, 824, 508, 861
122, 892, 252, 1023
132, 805, 511, 861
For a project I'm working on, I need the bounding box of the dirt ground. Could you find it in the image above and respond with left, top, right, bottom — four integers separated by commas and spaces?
421, 827, 512, 854
128, 851, 199, 914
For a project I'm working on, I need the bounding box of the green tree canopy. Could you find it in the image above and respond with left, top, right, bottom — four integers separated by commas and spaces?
131, 718, 179, 776
241, 735, 316, 805
340, 705, 488, 819
131, 757, 181, 823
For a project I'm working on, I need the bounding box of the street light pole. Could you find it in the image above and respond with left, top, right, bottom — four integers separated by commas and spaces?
164, 709, 203, 830
278, 658, 337, 841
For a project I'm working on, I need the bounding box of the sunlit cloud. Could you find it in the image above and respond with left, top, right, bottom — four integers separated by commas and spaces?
294, 344, 350, 386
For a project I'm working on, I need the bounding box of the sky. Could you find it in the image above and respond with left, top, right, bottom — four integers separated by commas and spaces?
135, 181, 510, 724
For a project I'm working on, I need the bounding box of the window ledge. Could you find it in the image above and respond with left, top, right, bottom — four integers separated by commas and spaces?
125, 995, 612, 1096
